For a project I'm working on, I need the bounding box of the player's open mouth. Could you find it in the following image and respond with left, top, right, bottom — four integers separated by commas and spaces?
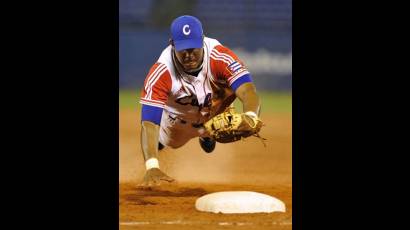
185, 61, 197, 67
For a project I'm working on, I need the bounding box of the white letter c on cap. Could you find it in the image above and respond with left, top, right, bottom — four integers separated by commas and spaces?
183, 25, 191, 35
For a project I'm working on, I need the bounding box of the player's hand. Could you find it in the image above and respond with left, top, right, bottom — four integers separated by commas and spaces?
140, 168, 175, 186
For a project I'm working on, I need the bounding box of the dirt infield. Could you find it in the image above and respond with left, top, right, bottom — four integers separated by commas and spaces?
119, 107, 292, 229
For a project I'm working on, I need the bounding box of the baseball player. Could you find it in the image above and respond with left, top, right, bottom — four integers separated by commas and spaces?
139, 15, 262, 186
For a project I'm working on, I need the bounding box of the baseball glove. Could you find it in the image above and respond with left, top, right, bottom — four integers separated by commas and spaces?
204, 108, 264, 143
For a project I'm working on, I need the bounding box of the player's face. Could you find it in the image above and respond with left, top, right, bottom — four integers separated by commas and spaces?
174, 48, 204, 71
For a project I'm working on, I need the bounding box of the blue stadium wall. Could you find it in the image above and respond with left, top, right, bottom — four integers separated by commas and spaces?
119, 0, 292, 91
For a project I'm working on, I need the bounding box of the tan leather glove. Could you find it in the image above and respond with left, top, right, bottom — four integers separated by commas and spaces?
204, 109, 263, 143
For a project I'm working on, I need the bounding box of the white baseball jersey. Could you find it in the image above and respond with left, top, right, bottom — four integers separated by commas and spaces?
140, 36, 252, 148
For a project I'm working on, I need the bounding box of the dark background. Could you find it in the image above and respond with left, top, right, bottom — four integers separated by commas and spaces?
119, 0, 292, 91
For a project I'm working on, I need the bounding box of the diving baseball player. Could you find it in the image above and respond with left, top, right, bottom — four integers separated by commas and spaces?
139, 15, 262, 186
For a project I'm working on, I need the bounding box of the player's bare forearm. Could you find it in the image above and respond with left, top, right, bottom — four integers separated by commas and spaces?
140, 121, 175, 185
235, 82, 261, 116
140, 121, 160, 162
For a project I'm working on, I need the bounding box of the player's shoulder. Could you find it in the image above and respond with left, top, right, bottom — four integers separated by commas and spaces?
145, 45, 174, 78
157, 45, 172, 63
155, 45, 176, 74
145, 46, 173, 84
209, 46, 238, 69
204, 37, 232, 54
204, 36, 221, 49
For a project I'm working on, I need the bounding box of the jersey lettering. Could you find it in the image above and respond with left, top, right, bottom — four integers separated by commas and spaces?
175, 93, 212, 112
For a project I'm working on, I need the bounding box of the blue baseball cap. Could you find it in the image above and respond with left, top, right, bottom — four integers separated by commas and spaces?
170, 15, 204, 51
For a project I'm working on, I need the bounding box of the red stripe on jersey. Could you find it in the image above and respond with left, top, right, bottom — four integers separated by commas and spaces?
140, 62, 172, 105
210, 53, 231, 65
145, 63, 166, 91
212, 49, 235, 64
210, 45, 247, 85
146, 66, 168, 99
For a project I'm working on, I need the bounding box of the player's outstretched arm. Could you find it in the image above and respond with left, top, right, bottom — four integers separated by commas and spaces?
203, 82, 263, 143
140, 121, 175, 186
141, 121, 160, 161
234, 82, 261, 116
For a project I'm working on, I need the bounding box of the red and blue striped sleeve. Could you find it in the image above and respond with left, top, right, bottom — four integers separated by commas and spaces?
139, 62, 172, 124
210, 45, 253, 92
